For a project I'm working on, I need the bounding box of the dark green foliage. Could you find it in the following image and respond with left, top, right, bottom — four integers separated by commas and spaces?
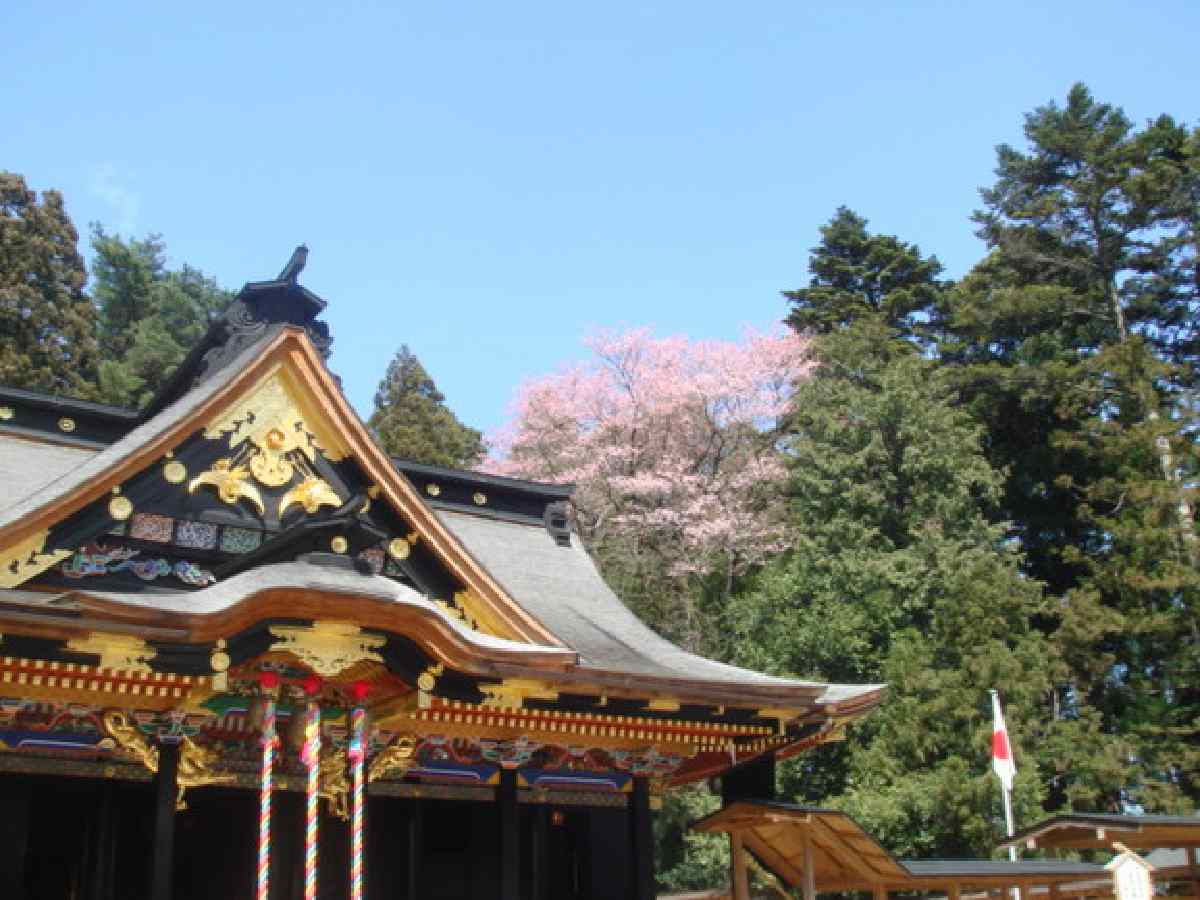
730, 324, 1056, 857
90, 227, 231, 407
784, 206, 946, 348
940, 84, 1199, 812
368, 345, 485, 468
0, 172, 99, 397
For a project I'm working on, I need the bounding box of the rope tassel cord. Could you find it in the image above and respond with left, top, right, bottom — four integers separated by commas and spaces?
301, 700, 322, 900
257, 695, 277, 900
348, 704, 367, 900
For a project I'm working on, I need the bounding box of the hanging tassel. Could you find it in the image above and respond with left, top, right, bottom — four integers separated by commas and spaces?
348, 681, 370, 900
257, 673, 279, 900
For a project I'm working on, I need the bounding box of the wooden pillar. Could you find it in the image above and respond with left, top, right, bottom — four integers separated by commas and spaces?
949, 883, 962, 900
1188, 847, 1199, 899
801, 828, 816, 900
0, 777, 31, 900
148, 742, 180, 900
531, 805, 548, 900
630, 777, 655, 900
86, 781, 116, 900
499, 770, 520, 900
406, 798, 423, 900
873, 885, 888, 900
730, 831, 751, 900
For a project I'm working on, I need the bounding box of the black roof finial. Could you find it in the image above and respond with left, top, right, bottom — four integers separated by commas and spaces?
279, 244, 308, 284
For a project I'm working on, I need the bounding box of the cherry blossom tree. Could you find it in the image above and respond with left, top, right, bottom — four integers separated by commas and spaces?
487, 328, 812, 649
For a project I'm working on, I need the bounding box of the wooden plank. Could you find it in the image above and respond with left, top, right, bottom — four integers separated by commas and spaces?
803, 829, 816, 900
731, 832, 751, 900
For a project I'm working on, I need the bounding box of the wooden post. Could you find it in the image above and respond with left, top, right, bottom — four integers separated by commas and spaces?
406, 798, 423, 900
730, 830, 751, 900
948, 884, 962, 900
499, 769, 520, 900
873, 885, 888, 900
148, 741, 180, 900
1189, 846, 1199, 899
630, 777, 656, 900
802, 828, 816, 900
531, 804, 548, 900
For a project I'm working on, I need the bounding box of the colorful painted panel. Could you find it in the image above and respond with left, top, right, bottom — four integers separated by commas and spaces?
175, 520, 218, 550
220, 527, 261, 554
130, 513, 173, 543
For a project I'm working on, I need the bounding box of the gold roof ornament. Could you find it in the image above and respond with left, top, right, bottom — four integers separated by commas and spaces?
478, 678, 559, 710
267, 621, 386, 677
367, 734, 418, 782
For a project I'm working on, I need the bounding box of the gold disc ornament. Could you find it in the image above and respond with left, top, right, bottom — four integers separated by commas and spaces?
108, 495, 133, 521
387, 537, 411, 561
163, 460, 188, 484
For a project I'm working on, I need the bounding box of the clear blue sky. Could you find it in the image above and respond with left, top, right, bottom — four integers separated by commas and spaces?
7, 0, 1197, 433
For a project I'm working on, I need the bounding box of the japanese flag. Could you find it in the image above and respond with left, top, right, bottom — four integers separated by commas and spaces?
991, 690, 1016, 792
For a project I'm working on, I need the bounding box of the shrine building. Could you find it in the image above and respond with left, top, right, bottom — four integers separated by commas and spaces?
0, 251, 883, 900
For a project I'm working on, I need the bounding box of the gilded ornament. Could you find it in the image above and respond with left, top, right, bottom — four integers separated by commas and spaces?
330, 535, 349, 554
278, 476, 342, 517
425, 483, 440, 497
387, 537, 410, 561
0, 406, 13, 421
319, 747, 351, 819
163, 460, 188, 484
472, 492, 487, 506
209, 638, 230, 691
267, 621, 386, 677
367, 734, 418, 782
188, 459, 265, 515
176, 734, 235, 810
67, 633, 157, 673
478, 678, 559, 710
248, 434, 295, 487
108, 495, 134, 521
0, 529, 72, 588
102, 710, 158, 772
58, 417, 76, 433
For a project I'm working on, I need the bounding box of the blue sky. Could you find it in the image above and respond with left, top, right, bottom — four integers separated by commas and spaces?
6, 0, 1198, 433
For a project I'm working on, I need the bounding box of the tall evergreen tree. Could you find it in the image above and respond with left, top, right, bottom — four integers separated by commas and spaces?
90, 228, 230, 407
940, 84, 1199, 811
0, 172, 99, 397
730, 324, 1056, 856
369, 346, 485, 468
784, 206, 946, 348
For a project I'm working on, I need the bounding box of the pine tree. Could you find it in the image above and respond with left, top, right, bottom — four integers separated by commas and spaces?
730, 323, 1057, 856
940, 84, 1199, 811
784, 206, 946, 348
0, 172, 99, 397
369, 346, 485, 468
90, 228, 230, 407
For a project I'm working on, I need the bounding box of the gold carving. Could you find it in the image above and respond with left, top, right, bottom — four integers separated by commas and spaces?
478, 678, 559, 710
204, 369, 345, 462
425, 483, 440, 497
177, 735, 235, 809
102, 710, 158, 771
452, 589, 509, 638
319, 747, 351, 819
163, 460, 188, 484
267, 622, 385, 677
473, 492, 487, 506
368, 734, 418, 782
67, 633, 157, 673
0, 530, 72, 588
108, 495, 133, 521
188, 459, 265, 515
209, 639, 230, 691
279, 476, 342, 518
58, 417, 76, 433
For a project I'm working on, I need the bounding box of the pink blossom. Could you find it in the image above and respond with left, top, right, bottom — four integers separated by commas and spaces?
485, 327, 812, 579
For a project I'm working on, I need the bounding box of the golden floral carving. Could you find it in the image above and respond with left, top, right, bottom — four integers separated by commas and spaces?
67, 633, 157, 673
279, 476, 342, 518
367, 734, 418, 783
102, 710, 158, 771
188, 459, 265, 515
267, 621, 386, 677
319, 747, 351, 819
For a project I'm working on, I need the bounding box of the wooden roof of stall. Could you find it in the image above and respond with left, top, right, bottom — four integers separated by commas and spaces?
998, 814, 1200, 852
694, 802, 1110, 893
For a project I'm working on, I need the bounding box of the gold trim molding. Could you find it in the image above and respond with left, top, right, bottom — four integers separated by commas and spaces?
0, 529, 71, 589
66, 634, 158, 673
